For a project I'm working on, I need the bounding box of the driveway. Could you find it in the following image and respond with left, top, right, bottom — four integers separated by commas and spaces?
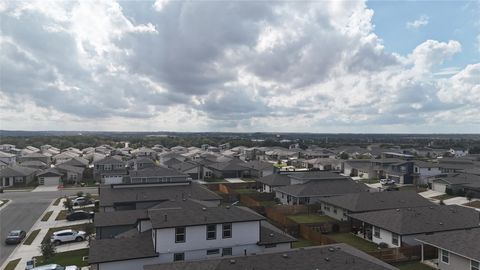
444, 197, 470, 205
418, 190, 444, 198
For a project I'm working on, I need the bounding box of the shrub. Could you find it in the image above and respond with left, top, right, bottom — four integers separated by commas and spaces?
378, 242, 389, 249
40, 241, 56, 260
76, 191, 84, 197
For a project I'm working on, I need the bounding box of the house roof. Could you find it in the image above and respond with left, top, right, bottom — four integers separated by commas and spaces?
0, 151, 16, 158
148, 200, 264, 229
37, 168, 63, 177
258, 221, 296, 245
94, 209, 148, 227
319, 191, 434, 213
18, 160, 47, 167
144, 243, 398, 270
275, 180, 369, 197
414, 161, 439, 168
163, 158, 183, 167
416, 228, 480, 261
207, 159, 248, 172
256, 174, 291, 187
0, 165, 38, 177
99, 182, 221, 207
431, 173, 480, 185
129, 166, 188, 178
55, 163, 85, 174
61, 157, 89, 167
288, 171, 349, 181
170, 161, 199, 172
88, 230, 157, 264
93, 156, 125, 165
241, 160, 273, 171
349, 205, 480, 235
20, 152, 48, 158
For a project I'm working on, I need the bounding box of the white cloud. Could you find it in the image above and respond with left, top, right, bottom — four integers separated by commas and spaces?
0, 0, 478, 132
406, 15, 429, 29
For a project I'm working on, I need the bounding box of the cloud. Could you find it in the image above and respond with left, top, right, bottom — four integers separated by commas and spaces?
0, 0, 478, 132
406, 15, 429, 29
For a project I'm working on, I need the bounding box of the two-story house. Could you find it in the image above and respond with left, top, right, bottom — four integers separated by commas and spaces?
94, 156, 127, 184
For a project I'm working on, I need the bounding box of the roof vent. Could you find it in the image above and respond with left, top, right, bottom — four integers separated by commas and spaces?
328, 247, 335, 252
324, 257, 330, 262
396, 209, 400, 212
439, 222, 443, 225
229, 259, 236, 264
282, 254, 288, 258
226, 205, 230, 209
269, 233, 274, 237
202, 207, 207, 211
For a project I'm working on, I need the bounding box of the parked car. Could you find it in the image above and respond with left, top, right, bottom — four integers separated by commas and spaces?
66, 210, 94, 221
72, 197, 93, 206
5, 230, 26, 245
31, 264, 65, 270
380, 178, 396, 185
65, 266, 80, 270
50, 229, 86, 245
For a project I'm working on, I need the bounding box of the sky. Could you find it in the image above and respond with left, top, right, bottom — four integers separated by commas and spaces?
0, 0, 479, 133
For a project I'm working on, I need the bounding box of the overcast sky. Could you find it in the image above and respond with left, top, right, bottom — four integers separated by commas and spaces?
1, 0, 479, 133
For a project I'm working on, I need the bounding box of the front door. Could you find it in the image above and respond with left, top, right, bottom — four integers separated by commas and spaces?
5, 177, 10, 186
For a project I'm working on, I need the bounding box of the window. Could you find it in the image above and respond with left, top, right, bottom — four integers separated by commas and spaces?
333, 207, 338, 214
175, 227, 185, 243
264, 244, 277, 248
14, 177, 24, 183
207, 224, 217, 240
207, 249, 220, 255
441, 249, 449, 264
472, 260, 479, 270
222, 247, 232, 256
173, 253, 184, 261
222, 223, 232, 238
392, 233, 399, 246
374, 227, 380, 238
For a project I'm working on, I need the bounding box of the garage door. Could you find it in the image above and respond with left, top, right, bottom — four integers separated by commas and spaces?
432, 182, 447, 193
40, 176, 59, 186
104, 176, 123, 185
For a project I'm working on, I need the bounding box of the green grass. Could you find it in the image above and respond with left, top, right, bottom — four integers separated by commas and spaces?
42, 223, 90, 243
292, 238, 316, 248
53, 197, 63, 206
464, 200, 480, 208
392, 261, 435, 270
259, 200, 276, 207
234, 188, 257, 194
23, 229, 41, 245
327, 233, 378, 252
34, 248, 89, 267
431, 194, 455, 201
3, 258, 21, 270
41, 211, 54, 221
287, 214, 336, 224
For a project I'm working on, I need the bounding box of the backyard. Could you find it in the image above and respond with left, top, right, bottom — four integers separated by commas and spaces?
287, 214, 336, 224
327, 232, 378, 252
392, 261, 435, 270
291, 238, 316, 248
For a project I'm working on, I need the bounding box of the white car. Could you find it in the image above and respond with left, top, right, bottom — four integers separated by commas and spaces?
380, 178, 396, 185
72, 197, 93, 206
50, 229, 86, 245
65, 266, 80, 270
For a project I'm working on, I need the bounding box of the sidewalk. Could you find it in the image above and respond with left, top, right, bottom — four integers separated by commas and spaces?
0, 198, 91, 270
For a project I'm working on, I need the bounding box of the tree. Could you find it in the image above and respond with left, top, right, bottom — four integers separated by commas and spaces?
40, 241, 56, 261
76, 191, 84, 197
439, 199, 445, 205
339, 152, 349, 160
63, 197, 73, 212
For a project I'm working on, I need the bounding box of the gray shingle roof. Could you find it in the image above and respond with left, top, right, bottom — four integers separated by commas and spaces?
99, 183, 221, 207
258, 221, 296, 245
431, 173, 480, 185
94, 209, 148, 227
88, 230, 157, 264
349, 205, 480, 235
275, 180, 369, 197
256, 174, 291, 187
288, 171, 349, 181
129, 166, 188, 178
148, 200, 264, 229
207, 159, 248, 172
416, 228, 480, 261
241, 161, 273, 171
93, 156, 125, 165
56, 163, 85, 174
319, 191, 434, 213
0, 165, 38, 177
143, 243, 398, 270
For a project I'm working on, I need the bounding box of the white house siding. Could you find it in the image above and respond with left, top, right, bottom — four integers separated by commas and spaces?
97, 257, 160, 270
103, 175, 123, 185
437, 249, 472, 270
432, 182, 447, 193
40, 176, 60, 186
321, 203, 348, 221
258, 242, 291, 253
415, 167, 441, 185
370, 227, 401, 248
139, 220, 152, 232
275, 191, 288, 205
155, 221, 260, 262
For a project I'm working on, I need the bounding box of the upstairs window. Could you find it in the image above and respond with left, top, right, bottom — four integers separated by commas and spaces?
441, 249, 449, 264
175, 227, 185, 243
207, 224, 216, 240
222, 223, 232, 239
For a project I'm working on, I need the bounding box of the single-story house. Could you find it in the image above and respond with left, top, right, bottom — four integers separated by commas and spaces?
256, 174, 291, 193
0, 165, 38, 187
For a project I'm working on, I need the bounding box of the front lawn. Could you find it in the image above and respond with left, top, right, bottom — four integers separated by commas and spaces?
431, 194, 455, 201
41, 211, 53, 221
327, 233, 378, 252
234, 188, 258, 194
3, 258, 21, 270
287, 214, 336, 224
42, 223, 91, 243
34, 248, 89, 267
463, 200, 480, 209
53, 197, 63, 206
392, 261, 435, 270
23, 229, 41, 245
292, 238, 316, 248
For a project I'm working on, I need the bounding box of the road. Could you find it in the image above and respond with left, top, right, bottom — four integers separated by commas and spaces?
0, 187, 97, 266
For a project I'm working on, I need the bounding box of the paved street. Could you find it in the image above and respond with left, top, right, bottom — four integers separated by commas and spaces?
0, 187, 97, 266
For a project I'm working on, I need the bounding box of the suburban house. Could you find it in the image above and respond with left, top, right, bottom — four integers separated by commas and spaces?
318, 191, 435, 221
448, 148, 469, 157
17, 160, 47, 169
143, 243, 398, 270
127, 166, 190, 184
304, 158, 342, 171
241, 160, 273, 178
349, 205, 480, 248
287, 171, 349, 185
37, 168, 64, 186
53, 151, 80, 164
416, 228, 480, 270
168, 161, 201, 180
89, 199, 296, 270
438, 158, 479, 173
256, 174, 291, 193
414, 161, 441, 185
428, 173, 480, 194
55, 163, 85, 184
128, 157, 156, 170
132, 147, 157, 158
94, 156, 127, 184
61, 156, 90, 169
0, 165, 38, 187
204, 159, 250, 179
18, 152, 50, 165
274, 180, 369, 205
0, 151, 16, 165
98, 182, 222, 212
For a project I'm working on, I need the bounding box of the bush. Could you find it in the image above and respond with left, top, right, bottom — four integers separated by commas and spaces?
40, 241, 56, 260
63, 197, 73, 212
76, 191, 84, 197
378, 242, 389, 249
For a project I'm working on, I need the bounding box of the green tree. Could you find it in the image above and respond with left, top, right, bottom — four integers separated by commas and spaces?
40, 241, 56, 261
63, 197, 73, 212
339, 152, 349, 160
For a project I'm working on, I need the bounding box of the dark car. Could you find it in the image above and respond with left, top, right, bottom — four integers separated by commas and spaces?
5, 230, 26, 244
66, 211, 94, 221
